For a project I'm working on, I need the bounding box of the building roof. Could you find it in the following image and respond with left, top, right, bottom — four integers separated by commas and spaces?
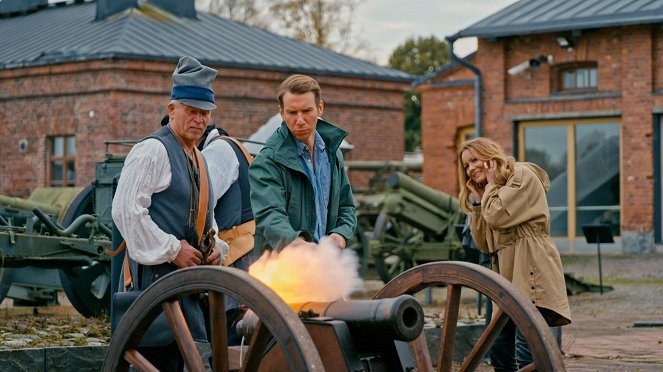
412, 52, 476, 87
0, 0, 412, 82
451, 0, 663, 39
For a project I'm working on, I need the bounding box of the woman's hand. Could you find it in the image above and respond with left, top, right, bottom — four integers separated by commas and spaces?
466, 178, 485, 202
485, 159, 497, 184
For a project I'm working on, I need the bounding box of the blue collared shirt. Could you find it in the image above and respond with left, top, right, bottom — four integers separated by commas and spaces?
295, 131, 331, 242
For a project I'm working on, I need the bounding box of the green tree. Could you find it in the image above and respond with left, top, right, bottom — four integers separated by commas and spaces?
388, 36, 450, 152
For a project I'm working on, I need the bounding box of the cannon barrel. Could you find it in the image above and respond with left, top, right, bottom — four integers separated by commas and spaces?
238, 294, 424, 342
387, 171, 459, 213
292, 294, 424, 341
346, 160, 422, 172
0, 195, 62, 215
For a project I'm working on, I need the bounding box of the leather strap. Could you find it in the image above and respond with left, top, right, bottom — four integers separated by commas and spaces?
220, 136, 253, 164
122, 242, 132, 290
104, 240, 133, 290
193, 147, 209, 248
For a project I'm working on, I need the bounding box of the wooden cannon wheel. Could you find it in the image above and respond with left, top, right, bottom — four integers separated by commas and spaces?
373, 261, 566, 372
103, 266, 323, 372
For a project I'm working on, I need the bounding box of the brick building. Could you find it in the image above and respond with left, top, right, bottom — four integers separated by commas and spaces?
416, 0, 663, 254
0, 0, 411, 198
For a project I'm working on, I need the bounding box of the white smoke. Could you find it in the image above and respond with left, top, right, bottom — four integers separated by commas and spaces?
248, 236, 363, 303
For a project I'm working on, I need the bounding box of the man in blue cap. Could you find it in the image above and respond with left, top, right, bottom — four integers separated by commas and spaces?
112, 56, 228, 371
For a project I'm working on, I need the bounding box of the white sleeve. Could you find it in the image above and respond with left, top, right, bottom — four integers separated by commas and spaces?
202, 139, 240, 207
111, 139, 181, 265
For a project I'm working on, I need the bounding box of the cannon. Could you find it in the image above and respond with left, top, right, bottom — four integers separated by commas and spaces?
0, 186, 112, 315
236, 295, 424, 370
103, 262, 567, 371
347, 161, 467, 282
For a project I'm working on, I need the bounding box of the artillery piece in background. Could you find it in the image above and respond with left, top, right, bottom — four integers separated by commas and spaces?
347, 161, 467, 283
0, 140, 136, 317
0, 186, 112, 317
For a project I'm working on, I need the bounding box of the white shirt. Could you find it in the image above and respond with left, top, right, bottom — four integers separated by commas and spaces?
201, 130, 240, 208
112, 138, 227, 265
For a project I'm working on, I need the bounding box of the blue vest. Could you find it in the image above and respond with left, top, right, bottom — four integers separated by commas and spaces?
212, 137, 254, 230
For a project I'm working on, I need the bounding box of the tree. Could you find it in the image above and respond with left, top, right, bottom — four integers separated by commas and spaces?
388, 35, 450, 152
267, 0, 361, 52
197, 0, 267, 28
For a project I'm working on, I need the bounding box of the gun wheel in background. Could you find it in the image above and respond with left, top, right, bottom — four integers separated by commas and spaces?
58, 184, 112, 317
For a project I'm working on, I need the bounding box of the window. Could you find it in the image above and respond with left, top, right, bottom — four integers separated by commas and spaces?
553, 62, 598, 93
49, 135, 76, 187
519, 119, 620, 239
457, 125, 477, 146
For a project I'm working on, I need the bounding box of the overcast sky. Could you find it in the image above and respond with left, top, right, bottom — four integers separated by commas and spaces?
349, 0, 518, 66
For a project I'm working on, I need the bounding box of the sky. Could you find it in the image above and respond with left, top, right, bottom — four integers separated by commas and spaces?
349, 0, 518, 66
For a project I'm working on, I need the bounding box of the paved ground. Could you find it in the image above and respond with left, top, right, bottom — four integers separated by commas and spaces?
1, 253, 662, 371
559, 253, 663, 371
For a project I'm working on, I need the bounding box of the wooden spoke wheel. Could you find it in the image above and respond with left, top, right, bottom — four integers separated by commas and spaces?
103, 266, 323, 372
373, 261, 566, 372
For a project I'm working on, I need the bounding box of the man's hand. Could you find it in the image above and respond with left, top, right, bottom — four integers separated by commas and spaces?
329, 233, 346, 249
290, 237, 317, 249
204, 245, 222, 265
172, 239, 203, 267
204, 240, 228, 265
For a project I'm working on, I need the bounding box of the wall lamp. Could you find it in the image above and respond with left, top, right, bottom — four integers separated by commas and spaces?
556, 36, 573, 49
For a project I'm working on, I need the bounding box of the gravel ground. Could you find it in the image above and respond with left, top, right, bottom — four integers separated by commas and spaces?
1, 253, 662, 371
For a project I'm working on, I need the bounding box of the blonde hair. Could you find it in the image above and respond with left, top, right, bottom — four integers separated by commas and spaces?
457, 137, 515, 212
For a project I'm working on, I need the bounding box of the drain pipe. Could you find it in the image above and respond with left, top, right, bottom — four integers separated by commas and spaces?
446, 35, 482, 137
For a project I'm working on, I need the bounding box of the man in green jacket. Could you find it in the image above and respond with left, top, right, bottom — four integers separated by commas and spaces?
249, 74, 356, 253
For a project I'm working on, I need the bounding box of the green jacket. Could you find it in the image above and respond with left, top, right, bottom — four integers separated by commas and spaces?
249, 119, 357, 253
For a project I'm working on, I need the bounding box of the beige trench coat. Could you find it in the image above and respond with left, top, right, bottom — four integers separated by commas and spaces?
469, 162, 571, 327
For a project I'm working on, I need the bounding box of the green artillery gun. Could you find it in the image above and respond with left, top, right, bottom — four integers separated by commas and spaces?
0, 186, 112, 316
0, 141, 137, 317
347, 161, 467, 282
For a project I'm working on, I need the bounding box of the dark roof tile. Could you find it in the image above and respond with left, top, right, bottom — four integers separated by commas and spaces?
0, 1, 412, 81
452, 0, 663, 39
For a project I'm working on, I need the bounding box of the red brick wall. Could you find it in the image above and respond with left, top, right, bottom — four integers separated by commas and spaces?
0, 60, 408, 197
420, 24, 661, 241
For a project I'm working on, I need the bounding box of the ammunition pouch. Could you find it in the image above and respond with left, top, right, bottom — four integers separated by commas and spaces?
219, 220, 256, 266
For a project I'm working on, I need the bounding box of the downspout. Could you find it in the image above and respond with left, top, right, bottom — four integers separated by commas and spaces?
445, 35, 482, 137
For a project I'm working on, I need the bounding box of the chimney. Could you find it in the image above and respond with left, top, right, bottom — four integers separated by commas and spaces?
148, 0, 196, 18
96, 0, 196, 21
96, 0, 137, 20
0, 0, 48, 18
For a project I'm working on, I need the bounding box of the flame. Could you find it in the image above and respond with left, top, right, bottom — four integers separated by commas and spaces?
248, 237, 363, 303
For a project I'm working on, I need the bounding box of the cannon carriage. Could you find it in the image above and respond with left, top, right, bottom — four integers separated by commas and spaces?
103, 262, 567, 371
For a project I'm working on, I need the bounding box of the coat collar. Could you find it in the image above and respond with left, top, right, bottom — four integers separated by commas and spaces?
268, 118, 348, 170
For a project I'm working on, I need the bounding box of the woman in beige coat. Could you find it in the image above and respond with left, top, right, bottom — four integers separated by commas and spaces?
458, 137, 571, 371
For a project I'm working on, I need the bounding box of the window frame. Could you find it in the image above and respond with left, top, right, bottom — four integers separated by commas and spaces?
517, 118, 622, 251
551, 61, 598, 94
48, 135, 76, 187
